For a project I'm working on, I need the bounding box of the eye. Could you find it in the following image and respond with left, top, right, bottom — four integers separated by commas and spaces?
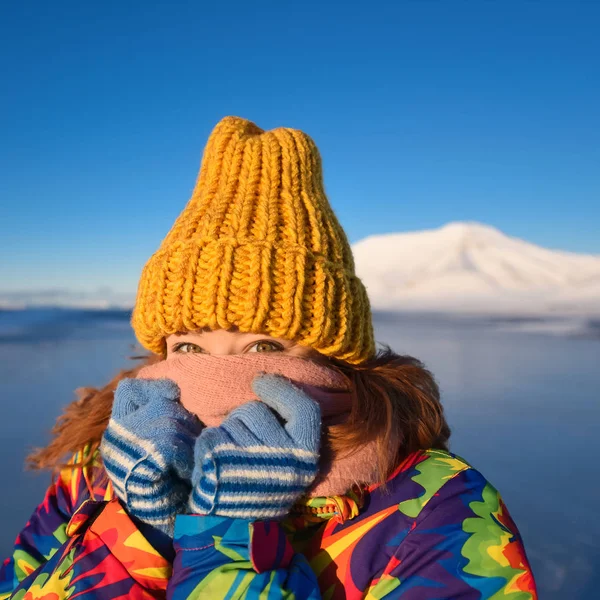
172, 342, 205, 354
247, 340, 284, 353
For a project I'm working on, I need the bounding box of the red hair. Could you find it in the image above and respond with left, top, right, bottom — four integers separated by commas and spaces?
27, 347, 450, 482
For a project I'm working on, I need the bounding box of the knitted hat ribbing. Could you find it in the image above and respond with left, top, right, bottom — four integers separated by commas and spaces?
131, 116, 374, 363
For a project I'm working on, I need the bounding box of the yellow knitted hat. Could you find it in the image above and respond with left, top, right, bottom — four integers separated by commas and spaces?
131, 116, 375, 363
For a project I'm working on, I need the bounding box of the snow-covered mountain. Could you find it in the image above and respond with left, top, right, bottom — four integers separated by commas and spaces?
3, 222, 599, 317
352, 222, 600, 315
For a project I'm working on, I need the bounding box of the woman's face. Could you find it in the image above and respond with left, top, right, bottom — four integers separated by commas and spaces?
165, 329, 316, 360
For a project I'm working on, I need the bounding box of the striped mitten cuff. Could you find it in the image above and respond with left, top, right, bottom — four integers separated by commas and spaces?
101, 378, 202, 536
189, 375, 321, 520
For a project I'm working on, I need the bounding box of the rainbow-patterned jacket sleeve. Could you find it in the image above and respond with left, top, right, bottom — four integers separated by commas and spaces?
361, 462, 536, 598
167, 515, 322, 599
0, 448, 109, 599
0, 476, 72, 597
0, 448, 536, 599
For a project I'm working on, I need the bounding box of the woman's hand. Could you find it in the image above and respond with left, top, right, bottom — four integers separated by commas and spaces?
101, 378, 203, 536
188, 374, 322, 520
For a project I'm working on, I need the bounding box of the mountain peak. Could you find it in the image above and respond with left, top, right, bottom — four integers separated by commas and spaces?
439, 221, 503, 235
352, 222, 600, 315
435, 222, 509, 246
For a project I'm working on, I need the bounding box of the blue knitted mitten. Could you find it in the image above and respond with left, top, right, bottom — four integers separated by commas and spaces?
188, 374, 322, 520
101, 378, 202, 536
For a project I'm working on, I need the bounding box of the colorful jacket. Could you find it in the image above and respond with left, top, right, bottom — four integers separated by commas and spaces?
0, 446, 537, 599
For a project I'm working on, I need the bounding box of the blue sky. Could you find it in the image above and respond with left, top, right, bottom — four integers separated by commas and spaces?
1, 0, 599, 296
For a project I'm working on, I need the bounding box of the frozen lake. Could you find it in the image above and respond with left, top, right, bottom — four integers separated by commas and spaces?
0, 308, 598, 598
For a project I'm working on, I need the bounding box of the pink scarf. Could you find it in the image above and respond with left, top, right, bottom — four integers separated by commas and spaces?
137, 354, 381, 496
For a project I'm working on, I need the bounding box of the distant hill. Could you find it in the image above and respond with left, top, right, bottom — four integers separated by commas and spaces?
352, 222, 600, 315
3, 222, 599, 317
0, 289, 134, 310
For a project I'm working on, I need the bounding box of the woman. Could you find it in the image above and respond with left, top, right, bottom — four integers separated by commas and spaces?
0, 117, 537, 599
